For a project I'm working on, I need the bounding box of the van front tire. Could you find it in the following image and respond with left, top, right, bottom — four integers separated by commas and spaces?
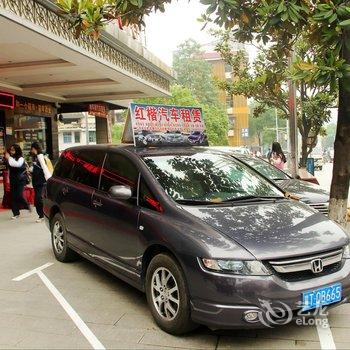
145, 253, 197, 335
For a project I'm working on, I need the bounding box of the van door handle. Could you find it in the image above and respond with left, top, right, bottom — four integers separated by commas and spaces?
92, 199, 103, 208
62, 187, 69, 195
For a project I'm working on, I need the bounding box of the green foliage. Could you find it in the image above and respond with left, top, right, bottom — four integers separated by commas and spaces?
56, 0, 171, 39
135, 85, 228, 145
112, 123, 124, 144
214, 31, 336, 165
173, 39, 219, 105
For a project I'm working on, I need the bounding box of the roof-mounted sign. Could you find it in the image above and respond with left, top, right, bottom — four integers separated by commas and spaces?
122, 103, 209, 147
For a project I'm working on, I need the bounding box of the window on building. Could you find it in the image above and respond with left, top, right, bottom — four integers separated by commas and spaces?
63, 132, 72, 144
228, 115, 235, 127
225, 63, 232, 73
74, 131, 81, 143
226, 95, 234, 109
89, 131, 96, 143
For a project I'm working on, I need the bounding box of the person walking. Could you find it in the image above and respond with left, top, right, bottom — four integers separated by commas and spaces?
30, 142, 52, 223
269, 141, 287, 170
4, 144, 30, 219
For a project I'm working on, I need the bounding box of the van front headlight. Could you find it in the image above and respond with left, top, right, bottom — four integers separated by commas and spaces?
343, 244, 350, 259
200, 258, 271, 276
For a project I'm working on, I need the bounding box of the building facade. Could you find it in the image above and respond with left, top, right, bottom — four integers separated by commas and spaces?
203, 51, 249, 147
0, 0, 173, 169
58, 113, 97, 153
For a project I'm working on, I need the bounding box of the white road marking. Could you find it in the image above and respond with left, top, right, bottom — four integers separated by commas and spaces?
12, 263, 105, 350
316, 315, 336, 350
12, 262, 54, 281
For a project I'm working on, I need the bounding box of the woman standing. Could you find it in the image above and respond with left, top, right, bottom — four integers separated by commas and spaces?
30, 142, 52, 223
4, 144, 30, 219
269, 141, 287, 170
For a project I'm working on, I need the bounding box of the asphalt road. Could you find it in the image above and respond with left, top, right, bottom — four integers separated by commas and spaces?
0, 210, 350, 349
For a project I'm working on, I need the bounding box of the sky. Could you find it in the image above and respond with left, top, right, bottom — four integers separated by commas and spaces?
144, 0, 215, 66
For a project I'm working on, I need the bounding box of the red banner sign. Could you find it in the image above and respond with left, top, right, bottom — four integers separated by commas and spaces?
88, 103, 108, 118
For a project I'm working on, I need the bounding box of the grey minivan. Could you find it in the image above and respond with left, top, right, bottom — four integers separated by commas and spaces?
44, 145, 350, 334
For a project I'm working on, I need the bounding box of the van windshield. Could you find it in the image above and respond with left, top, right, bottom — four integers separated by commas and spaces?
144, 152, 284, 204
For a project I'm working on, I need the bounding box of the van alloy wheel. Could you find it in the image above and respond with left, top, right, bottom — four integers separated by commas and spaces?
151, 267, 180, 321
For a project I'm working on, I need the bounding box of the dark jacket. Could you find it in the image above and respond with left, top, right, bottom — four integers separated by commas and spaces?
32, 155, 46, 187
8, 158, 26, 186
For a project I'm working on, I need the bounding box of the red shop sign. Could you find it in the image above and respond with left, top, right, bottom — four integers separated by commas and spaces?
88, 103, 108, 118
0, 92, 15, 109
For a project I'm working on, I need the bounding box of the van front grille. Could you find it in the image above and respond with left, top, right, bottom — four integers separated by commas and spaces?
268, 248, 343, 282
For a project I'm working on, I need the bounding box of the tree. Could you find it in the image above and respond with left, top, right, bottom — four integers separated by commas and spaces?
173, 39, 219, 105
59, 0, 350, 225
135, 85, 229, 145
202, 1, 350, 225
214, 34, 335, 168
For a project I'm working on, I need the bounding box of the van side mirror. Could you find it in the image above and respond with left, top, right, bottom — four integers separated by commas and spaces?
109, 185, 132, 200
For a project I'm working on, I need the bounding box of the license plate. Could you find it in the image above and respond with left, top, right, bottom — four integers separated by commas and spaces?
302, 283, 342, 311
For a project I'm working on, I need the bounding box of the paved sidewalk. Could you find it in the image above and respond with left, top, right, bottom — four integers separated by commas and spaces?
1, 211, 350, 349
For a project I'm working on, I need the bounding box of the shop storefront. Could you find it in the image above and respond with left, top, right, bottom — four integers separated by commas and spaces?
0, 93, 58, 170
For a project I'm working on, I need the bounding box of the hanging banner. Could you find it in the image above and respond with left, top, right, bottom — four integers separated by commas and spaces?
125, 103, 208, 147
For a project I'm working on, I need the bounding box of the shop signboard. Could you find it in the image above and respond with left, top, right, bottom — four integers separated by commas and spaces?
123, 103, 208, 147
88, 103, 108, 118
14, 98, 54, 116
0, 92, 15, 109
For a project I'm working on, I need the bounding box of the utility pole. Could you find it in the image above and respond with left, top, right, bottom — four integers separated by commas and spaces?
275, 108, 279, 142
288, 51, 298, 177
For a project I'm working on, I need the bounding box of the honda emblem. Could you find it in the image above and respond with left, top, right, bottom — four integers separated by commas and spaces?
311, 258, 323, 273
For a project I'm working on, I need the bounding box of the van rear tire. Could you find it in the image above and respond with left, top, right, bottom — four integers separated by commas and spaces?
50, 213, 78, 262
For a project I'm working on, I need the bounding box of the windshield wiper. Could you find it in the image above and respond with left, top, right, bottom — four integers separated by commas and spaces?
176, 199, 218, 205
222, 195, 285, 203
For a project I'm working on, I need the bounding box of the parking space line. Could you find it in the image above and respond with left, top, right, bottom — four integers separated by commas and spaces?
12, 263, 105, 350
316, 315, 336, 350
12, 262, 54, 281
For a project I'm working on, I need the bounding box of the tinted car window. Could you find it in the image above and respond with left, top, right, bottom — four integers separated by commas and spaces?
144, 152, 283, 203
100, 153, 138, 194
53, 149, 75, 179
239, 156, 290, 181
69, 150, 105, 188
139, 177, 163, 212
